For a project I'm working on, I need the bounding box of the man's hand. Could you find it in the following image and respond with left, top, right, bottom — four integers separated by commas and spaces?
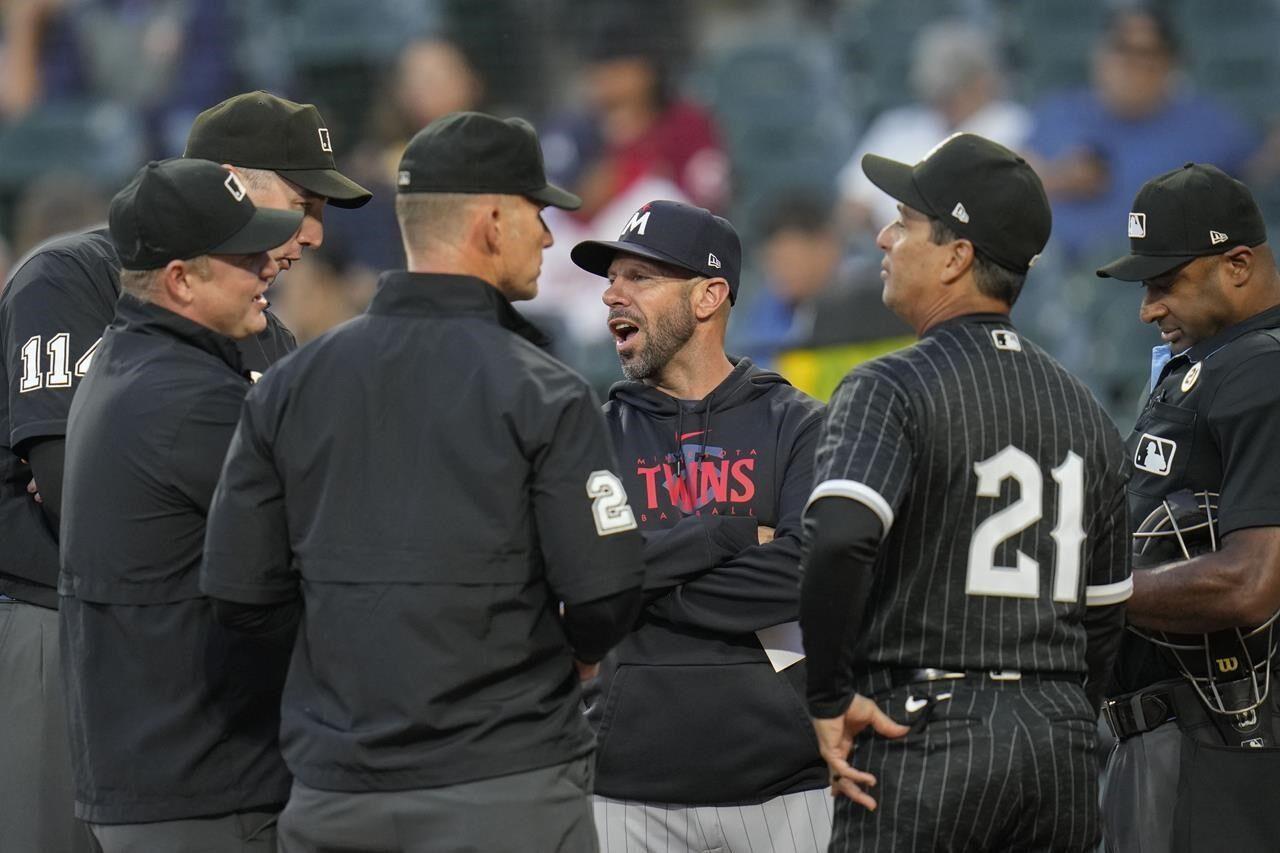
812, 694, 909, 810
27, 477, 41, 504
574, 659, 599, 681
757, 525, 775, 545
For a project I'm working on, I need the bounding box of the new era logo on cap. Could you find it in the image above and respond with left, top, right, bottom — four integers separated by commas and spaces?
1210, 230, 1228, 245
1128, 212, 1147, 238
951, 202, 970, 224
707, 253, 721, 269
318, 127, 332, 153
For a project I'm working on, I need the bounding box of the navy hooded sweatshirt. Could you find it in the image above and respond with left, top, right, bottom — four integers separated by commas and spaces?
588, 357, 828, 804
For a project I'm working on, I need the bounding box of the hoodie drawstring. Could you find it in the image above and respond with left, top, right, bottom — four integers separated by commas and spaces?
674, 405, 685, 477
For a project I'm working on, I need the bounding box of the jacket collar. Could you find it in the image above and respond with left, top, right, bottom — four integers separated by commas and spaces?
115, 293, 245, 374
368, 272, 550, 348
1183, 303, 1280, 364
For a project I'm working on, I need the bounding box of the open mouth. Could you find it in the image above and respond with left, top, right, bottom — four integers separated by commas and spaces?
609, 317, 640, 348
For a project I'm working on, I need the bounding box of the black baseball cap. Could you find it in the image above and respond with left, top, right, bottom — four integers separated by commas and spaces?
109, 158, 304, 271
862, 132, 1052, 274
1096, 163, 1267, 281
184, 91, 373, 209
570, 200, 743, 302
397, 111, 581, 210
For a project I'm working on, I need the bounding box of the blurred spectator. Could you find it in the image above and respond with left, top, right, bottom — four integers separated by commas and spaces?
729, 191, 911, 395
0, 0, 238, 156
837, 20, 1029, 241
10, 172, 107, 259
1026, 5, 1260, 262
324, 35, 487, 274
570, 11, 729, 218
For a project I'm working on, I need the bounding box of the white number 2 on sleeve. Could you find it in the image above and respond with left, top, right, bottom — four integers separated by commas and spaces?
586, 470, 638, 536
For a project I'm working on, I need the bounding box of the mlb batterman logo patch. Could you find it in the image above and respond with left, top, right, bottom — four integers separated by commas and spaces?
1128, 212, 1147, 239
1134, 433, 1176, 476
318, 127, 332, 153
991, 329, 1021, 351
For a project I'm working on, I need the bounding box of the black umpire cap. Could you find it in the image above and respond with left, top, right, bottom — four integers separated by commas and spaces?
396, 111, 582, 210
109, 158, 304, 271
185, 91, 373, 209
861, 132, 1052, 274
570, 200, 743, 302
1096, 163, 1267, 282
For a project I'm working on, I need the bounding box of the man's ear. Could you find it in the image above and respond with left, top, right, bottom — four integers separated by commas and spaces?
1221, 245, 1254, 289
693, 277, 731, 321
481, 198, 504, 256
940, 238, 976, 286
159, 259, 196, 306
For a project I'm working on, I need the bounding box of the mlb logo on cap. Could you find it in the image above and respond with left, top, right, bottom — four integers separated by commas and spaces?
1128, 212, 1146, 239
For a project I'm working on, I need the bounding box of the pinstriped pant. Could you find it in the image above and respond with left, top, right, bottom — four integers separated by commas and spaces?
594, 788, 832, 853
832, 680, 1100, 853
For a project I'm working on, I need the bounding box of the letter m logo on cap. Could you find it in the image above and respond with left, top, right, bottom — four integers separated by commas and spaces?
624, 209, 651, 237
1128, 212, 1147, 238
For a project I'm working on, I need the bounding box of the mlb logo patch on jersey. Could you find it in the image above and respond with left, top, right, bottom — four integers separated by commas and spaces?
1128, 212, 1147, 239
1134, 433, 1176, 476
991, 329, 1022, 352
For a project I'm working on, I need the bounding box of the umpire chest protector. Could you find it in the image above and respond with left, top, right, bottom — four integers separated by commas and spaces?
1120, 303, 1280, 740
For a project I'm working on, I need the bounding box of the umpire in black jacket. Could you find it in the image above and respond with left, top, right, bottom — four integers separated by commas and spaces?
200, 111, 646, 853
59, 159, 305, 852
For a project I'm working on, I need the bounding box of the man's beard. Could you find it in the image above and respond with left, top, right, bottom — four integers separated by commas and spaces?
620, 302, 697, 381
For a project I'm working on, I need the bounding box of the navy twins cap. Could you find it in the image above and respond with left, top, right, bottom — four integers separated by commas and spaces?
571, 200, 742, 302
1096, 163, 1267, 281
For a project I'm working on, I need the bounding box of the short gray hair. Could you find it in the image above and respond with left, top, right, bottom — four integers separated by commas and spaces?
232, 167, 279, 192
395, 192, 489, 250
117, 255, 211, 301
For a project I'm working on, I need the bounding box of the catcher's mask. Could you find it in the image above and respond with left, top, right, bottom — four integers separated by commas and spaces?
1132, 489, 1280, 716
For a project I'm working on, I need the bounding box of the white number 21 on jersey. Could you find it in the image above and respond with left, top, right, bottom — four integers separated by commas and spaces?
966, 446, 1085, 602
586, 470, 638, 536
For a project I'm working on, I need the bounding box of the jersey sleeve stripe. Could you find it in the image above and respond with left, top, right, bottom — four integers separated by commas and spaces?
805, 479, 895, 534
1085, 577, 1133, 606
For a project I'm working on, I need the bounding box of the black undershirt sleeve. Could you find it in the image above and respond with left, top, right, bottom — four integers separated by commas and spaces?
1082, 602, 1126, 711
800, 497, 883, 718
24, 436, 66, 533
562, 587, 643, 664
211, 599, 302, 651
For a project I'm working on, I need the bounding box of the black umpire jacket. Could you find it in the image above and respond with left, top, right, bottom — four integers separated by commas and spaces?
201, 272, 645, 793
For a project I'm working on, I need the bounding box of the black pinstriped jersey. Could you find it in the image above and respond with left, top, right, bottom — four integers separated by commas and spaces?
808, 313, 1131, 679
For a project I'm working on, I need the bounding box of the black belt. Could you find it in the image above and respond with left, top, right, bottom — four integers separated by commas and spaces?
1102, 676, 1271, 742
1102, 684, 1179, 740
890, 667, 1083, 688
